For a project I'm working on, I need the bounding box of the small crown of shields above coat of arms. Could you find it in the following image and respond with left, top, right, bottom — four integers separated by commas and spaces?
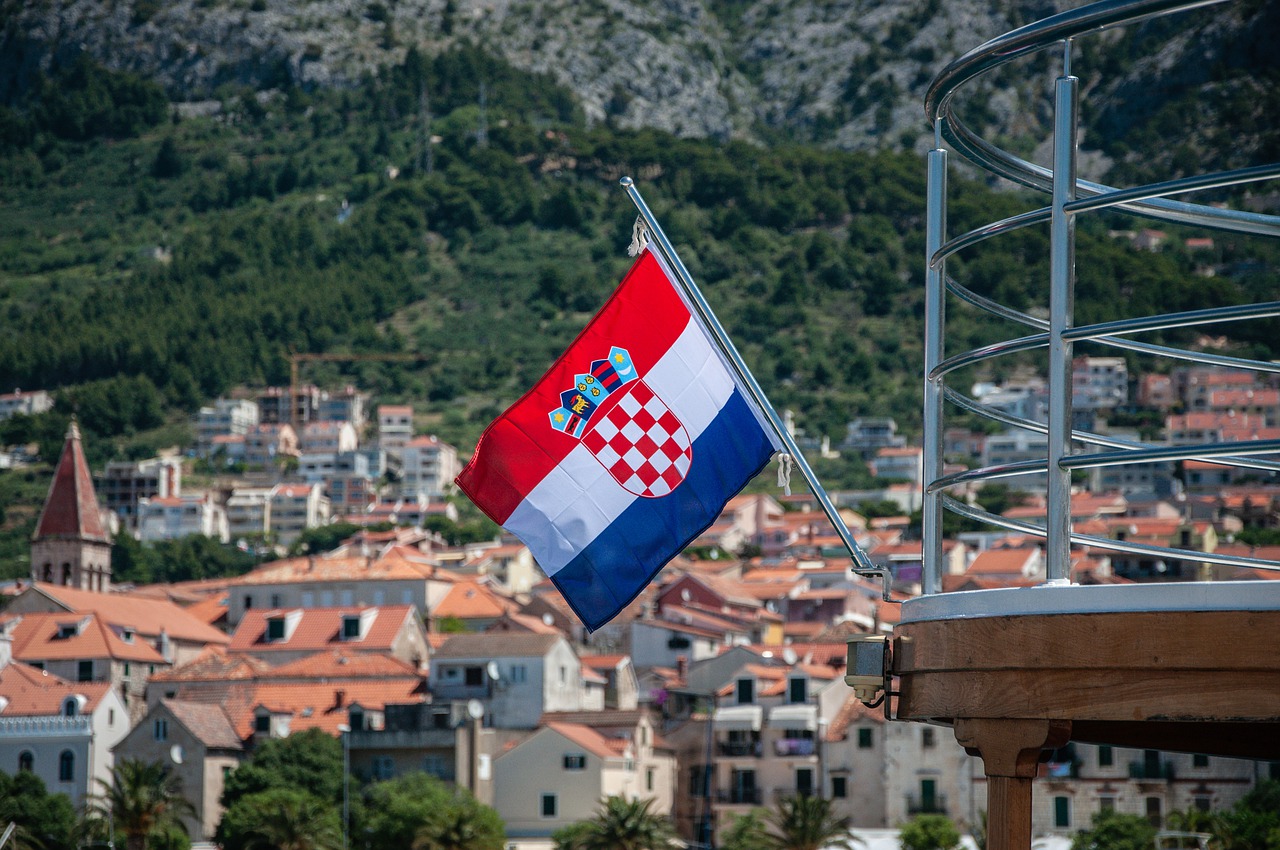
549, 347, 637, 438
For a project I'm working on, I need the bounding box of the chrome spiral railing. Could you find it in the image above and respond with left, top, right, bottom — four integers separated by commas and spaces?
920, 0, 1280, 593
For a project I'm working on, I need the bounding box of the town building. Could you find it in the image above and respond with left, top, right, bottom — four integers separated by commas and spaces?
96, 455, 182, 529
0, 388, 53, 420
30, 422, 114, 592
398, 435, 460, 500
194, 399, 259, 457
136, 493, 230, 543
377, 405, 414, 454
226, 605, 429, 668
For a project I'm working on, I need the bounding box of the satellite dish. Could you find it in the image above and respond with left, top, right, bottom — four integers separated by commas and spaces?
487, 661, 501, 681
782, 648, 798, 665
170, 744, 184, 765
542, 613, 554, 626
466, 699, 485, 720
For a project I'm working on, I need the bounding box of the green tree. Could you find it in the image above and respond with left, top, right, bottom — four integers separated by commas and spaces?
220, 729, 344, 810
362, 772, 501, 850
765, 795, 856, 850
1215, 781, 1280, 850
93, 759, 197, 850
0, 770, 77, 850
899, 814, 962, 850
1071, 810, 1158, 850
719, 809, 772, 850
564, 796, 679, 850
216, 788, 341, 850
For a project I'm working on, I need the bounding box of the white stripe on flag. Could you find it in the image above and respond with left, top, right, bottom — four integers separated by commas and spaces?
506, 317, 735, 575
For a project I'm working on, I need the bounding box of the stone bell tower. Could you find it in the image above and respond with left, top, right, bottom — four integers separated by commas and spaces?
30, 420, 113, 592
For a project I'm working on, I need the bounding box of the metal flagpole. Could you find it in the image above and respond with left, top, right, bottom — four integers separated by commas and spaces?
620, 177, 885, 590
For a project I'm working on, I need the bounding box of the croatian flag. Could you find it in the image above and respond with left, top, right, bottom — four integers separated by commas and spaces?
456, 248, 780, 630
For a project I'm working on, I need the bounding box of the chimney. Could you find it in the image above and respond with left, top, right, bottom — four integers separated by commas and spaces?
676, 655, 688, 680
335, 689, 346, 707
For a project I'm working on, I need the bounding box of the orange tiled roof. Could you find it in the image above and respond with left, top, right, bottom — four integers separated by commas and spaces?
150, 646, 274, 682
27, 583, 229, 645
229, 551, 451, 586
432, 581, 514, 620
544, 721, 625, 760
235, 679, 427, 738
966, 547, 1037, 576
0, 661, 113, 715
2, 611, 167, 663
229, 606, 416, 653
162, 699, 243, 750
266, 649, 420, 679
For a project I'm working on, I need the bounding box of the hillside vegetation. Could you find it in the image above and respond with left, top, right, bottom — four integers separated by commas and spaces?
0, 45, 1277, 577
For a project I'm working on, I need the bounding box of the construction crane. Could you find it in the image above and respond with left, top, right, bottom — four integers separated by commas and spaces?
288, 352, 426, 436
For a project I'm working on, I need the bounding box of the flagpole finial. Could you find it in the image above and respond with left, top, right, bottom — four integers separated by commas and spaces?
619, 176, 634, 188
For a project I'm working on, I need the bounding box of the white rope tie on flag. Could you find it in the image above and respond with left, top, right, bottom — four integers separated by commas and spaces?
628, 216, 651, 256
776, 452, 793, 496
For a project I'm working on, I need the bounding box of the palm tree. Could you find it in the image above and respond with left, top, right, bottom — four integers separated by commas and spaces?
239, 791, 342, 850
94, 759, 196, 850
573, 796, 679, 850
765, 795, 858, 850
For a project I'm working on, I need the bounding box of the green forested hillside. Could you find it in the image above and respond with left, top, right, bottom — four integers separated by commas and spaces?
1, 47, 1277, 577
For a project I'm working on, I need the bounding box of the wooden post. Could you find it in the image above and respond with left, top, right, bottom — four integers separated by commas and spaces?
955, 719, 1071, 850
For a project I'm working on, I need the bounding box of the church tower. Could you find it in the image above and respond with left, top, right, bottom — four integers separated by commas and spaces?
31, 420, 113, 592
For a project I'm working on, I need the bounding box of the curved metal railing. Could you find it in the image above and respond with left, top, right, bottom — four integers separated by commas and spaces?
919, 0, 1280, 593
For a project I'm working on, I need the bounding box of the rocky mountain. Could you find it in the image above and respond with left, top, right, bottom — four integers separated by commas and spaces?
2, 0, 1275, 161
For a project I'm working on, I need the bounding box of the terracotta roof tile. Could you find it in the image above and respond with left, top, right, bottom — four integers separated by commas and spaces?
161, 699, 243, 750
2, 611, 166, 663
267, 650, 419, 678
433, 632, 562, 659
28, 583, 230, 645
543, 722, 625, 760
0, 661, 113, 715
432, 581, 515, 620
228, 606, 415, 654
150, 646, 274, 682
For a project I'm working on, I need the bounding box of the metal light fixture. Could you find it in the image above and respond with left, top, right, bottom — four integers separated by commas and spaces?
845, 634, 889, 704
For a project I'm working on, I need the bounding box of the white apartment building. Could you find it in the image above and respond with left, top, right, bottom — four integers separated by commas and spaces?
137, 493, 230, 543
398, 435, 459, 500
378, 405, 414, 454
982, 429, 1051, 492
299, 420, 358, 455
268, 483, 330, 547
0, 388, 53, 420
96, 455, 182, 529
1073, 356, 1129, 410
226, 487, 273, 540
194, 398, 259, 456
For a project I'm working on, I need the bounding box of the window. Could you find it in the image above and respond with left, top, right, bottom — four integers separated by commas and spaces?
509, 665, 527, 684
1098, 745, 1113, 767
735, 678, 754, 705
154, 719, 168, 741
255, 714, 271, 734
646, 767, 655, 792
1146, 797, 1163, 828
788, 677, 807, 704
301, 592, 314, 608
372, 756, 395, 780
1054, 796, 1071, 828
1100, 797, 1116, 813
858, 728, 873, 749
59, 750, 74, 782
270, 594, 283, 608
266, 618, 286, 642
1195, 797, 1212, 813
123, 663, 131, 678
342, 616, 361, 639
62, 698, 79, 717
18, 751, 33, 772
922, 727, 936, 748
796, 767, 814, 797
78, 660, 93, 682
349, 709, 365, 731
464, 666, 484, 687
321, 591, 334, 607
1193, 754, 1209, 768
244, 595, 254, 610
564, 754, 587, 770
340, 590, 354, 606
832, 776, 848, 799
541, 793, 557, 818
122, 628, 134, 643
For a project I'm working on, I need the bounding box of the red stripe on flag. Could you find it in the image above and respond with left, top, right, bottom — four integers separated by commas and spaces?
456, 250, 692, 524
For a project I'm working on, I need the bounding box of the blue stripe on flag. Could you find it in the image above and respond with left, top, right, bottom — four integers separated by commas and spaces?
550, 387, 775, 631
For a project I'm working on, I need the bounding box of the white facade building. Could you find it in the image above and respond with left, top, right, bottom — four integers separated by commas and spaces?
398, 435, 459, 500
137, 493, 230, 543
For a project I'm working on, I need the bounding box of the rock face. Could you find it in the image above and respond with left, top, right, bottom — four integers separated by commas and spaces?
0, 0, 1269, 153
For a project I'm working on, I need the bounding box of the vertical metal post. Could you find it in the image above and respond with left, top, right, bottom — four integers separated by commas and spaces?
922, 130, 948, 596
1046, 41, 1078, 584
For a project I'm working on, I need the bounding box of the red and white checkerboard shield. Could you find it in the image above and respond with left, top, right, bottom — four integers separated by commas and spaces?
581, 380, 693, 498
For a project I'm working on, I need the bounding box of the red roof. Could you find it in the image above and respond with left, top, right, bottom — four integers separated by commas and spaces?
228, 606, 416, 653
26, 583, 230, 645
33, 422, 108, 542
1, 611, 166, 663
0, 661, 113, 716
543, 721, 627, 759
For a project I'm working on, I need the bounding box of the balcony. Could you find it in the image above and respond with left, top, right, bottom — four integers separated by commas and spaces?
774, 737, 816, 757
715, 788, 763, 805
1129, 761, 1176, 781
906, 793, 949, 816
717, 741, 760, 758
